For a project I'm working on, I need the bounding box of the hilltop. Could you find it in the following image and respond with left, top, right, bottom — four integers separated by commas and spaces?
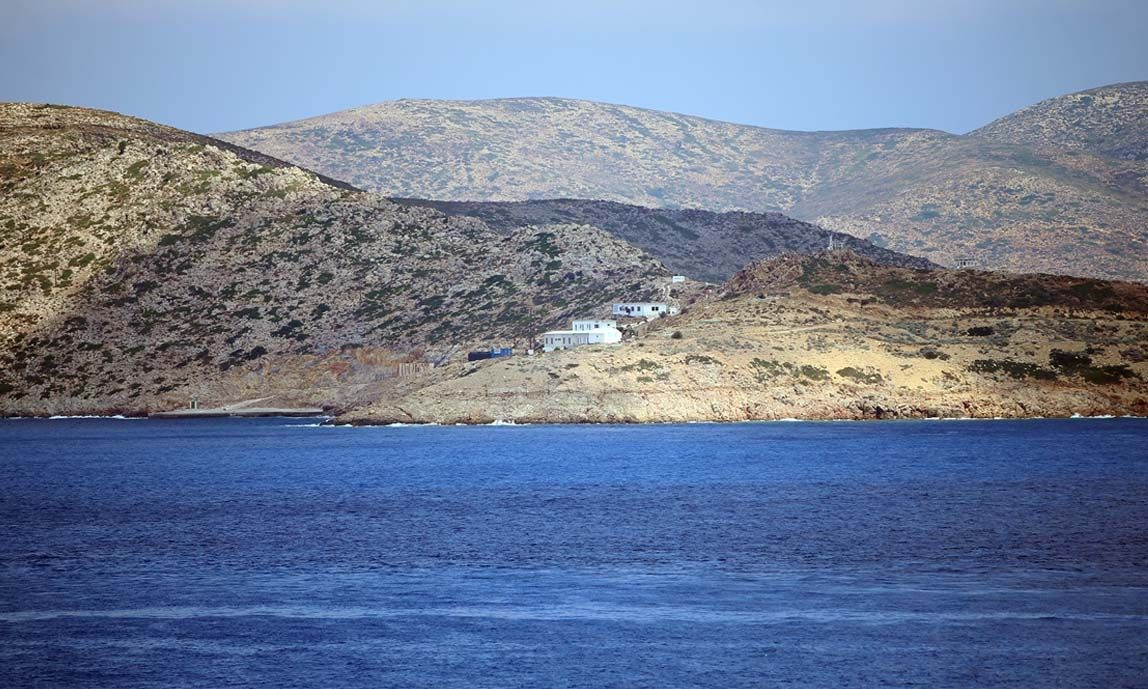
972, 81, 1148, 161
342, 253, 1148, 424
0, 104, 672, 415
398, 198, 934, 283
219, 84, 1148, 282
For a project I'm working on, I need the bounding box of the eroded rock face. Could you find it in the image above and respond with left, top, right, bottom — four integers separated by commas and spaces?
0, 104, 672, 414
218, 88, 1148, 281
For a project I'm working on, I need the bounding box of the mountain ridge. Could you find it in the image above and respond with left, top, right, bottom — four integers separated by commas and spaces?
217, 83, 1148, 282
396, 198, 935, 283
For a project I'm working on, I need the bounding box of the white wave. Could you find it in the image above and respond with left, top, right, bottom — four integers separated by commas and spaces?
44, 414, 141, 420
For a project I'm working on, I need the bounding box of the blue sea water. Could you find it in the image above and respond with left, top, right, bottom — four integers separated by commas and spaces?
1, 418, 1147, 688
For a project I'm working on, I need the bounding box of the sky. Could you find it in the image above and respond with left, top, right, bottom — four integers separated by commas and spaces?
2, 0, 1146, 135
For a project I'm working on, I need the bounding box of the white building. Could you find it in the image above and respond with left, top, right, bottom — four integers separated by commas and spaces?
612, 302, 679, 319
572, 319, 616, 332
671, 275, 686, 283
540, 319, 623, 352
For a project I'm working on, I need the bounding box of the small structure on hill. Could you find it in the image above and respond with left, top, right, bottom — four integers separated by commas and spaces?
671, 275, 686, 283
612, 302, 679, 319
540, 319, 622, 353
467, 347, 513, 362
955, 256, 977, 269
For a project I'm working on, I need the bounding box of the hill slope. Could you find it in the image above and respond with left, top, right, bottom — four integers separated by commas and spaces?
342, 253, 1148, 425
218, 87, 1148, 282
398, 198, 935, 283
0, 104, 671, 415
972, 81, 1148, 161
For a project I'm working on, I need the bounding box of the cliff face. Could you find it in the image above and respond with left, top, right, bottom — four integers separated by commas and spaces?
218, 88, 1148, 282
340, 254, 1148, 425
0, 104, 672, 415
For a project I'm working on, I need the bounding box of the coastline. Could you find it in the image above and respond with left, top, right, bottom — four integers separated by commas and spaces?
3, 412, 1144, 427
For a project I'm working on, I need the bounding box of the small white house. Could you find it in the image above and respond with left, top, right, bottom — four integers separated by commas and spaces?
671, 275, 686, 283
572, 319, 617, 332
540, 319, 622, 352
612, 302, 679, 319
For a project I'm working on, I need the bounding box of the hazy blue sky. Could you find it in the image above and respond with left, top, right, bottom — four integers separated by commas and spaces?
3, 0, 1146, 135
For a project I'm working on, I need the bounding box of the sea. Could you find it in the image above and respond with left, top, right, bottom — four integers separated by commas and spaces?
1, 417, 1146, 688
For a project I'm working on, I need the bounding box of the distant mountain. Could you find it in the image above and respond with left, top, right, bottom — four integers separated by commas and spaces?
972, 81, 1148, 161
218, 85, 1148, 282
0, 104, 671, 415
397, 198, 935, 283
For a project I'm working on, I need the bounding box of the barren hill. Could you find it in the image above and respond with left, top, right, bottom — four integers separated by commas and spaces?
0, 104, 672, 415
219, 87, 1148, 282
342, 253, 1148, 425
972, 81, 1148, 161
398, 198, 934, 284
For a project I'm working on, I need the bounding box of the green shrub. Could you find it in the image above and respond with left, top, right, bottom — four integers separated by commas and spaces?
125, 160, 149, 179
1079, 365, 1136, 385
837, 367, 883, 384
620, 358, 662, 372
1049, 349, 1092, 371
798, 364, 831, 381
969, 359, 1057, 381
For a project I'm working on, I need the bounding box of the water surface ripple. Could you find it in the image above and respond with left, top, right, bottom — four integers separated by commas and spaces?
2, 418, 1146, 687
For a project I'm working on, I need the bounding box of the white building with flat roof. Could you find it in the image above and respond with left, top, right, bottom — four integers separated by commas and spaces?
572, 319, 616, 332
612, 302, 679, 319
540, 319, 623, 352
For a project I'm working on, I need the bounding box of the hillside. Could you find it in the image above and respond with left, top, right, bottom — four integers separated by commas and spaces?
218, 87, 1148, 282
972, 81, 1148, 161
398, 198, 934, 283
341, 253, 1148, 425
0, 103, 672, 415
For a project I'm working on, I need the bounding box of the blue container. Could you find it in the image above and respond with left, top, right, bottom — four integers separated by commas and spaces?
490, 348, 514, 358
